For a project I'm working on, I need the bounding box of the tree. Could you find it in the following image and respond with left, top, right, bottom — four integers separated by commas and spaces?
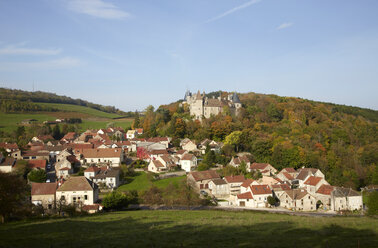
132, 111, 140, 129
267, 196, 277, 207
224, 131, 243, 152
0, 172, 29, 223
102, 192, 129, 210
27, 169, 47, 183
366, 191, 378, 216
141, 186, 163, 205
52, 124, 61, 140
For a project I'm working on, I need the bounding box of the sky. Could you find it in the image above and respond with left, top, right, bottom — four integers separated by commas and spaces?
0, 0, 377, 111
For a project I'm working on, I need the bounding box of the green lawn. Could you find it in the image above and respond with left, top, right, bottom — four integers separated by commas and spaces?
117, 172, 186, 192
0, 210, 377, 248
79, 119, 132, 132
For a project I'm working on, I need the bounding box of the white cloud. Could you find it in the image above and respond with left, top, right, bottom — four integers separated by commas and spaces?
67, 0, 130, 20
206, 0, 261, 23
277, 22, 294, 30
0, 57, 82, 71
0, 45, 62, 56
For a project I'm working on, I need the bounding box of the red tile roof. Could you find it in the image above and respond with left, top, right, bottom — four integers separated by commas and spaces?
241, 179, 255, 188
152, 160, 165, 168
0, 142, 19, 150
316, 184, 334, 195
250, 185, 272, 195
85, 166, 101, 173
80, 148, 122, 158
27, 160, 46, 169
282, 167, 296, 173
304, 176, 323, 186
149, 149, 168, 155
31, 182, 57, 195
181, 153, 195, 160
283, 172, 294, 180
237, 192, 253, 200
224, 175, 245, 183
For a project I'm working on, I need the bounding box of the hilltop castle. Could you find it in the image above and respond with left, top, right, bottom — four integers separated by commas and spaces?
182, 90, 242, 120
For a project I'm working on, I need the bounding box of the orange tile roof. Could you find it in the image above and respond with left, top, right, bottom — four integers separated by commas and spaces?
304, 176, 323, 186
31, 182, 57, 195
250, 185, 272, 195
241, 178, 255, 188
27, 160, 46, 169
190, 170, 220, 181
237, 192, 253, 200
224, 175, 245, 183
316, 184, 334, 195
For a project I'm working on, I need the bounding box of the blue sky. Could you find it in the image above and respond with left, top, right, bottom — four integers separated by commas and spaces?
0, 0, 377, 111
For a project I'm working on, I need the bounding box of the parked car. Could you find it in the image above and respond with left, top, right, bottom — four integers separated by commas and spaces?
200, 190, 208, 196
46, 179, 51, 183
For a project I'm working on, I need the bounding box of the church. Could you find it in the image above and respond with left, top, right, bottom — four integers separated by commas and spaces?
182, 91, 242, 120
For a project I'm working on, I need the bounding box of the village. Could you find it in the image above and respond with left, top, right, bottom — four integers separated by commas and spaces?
0, 124, 363, 215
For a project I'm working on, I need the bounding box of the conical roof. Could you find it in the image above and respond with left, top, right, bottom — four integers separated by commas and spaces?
196, 90, 203, 100
232, 92, 241, 103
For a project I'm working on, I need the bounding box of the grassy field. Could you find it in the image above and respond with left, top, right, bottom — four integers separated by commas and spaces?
0, 102, 133, 132
37, 103, 121, 119
117, 172, 186, 192
0, 210, 377, 247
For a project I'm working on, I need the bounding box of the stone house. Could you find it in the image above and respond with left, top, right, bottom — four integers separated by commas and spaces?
79, 148, 124, 167
31, 182, 57, 211
303, 176, 329, 194
187, 170, 220, 193
248, 163, 277, 176
229, 156, 251, 168
249, 184, 273, 208
180, 138, 197, 152
331, 187, 363, 212
236, 192, 254, 207
315, 184, 334, 210
224, 175, 245, 195
180, 153, 197, 172
208, 178, 230, 197
92, 168, 121, 189
240, 179, 259, 194
56, 176, 99, 206
279, 189, 316, 211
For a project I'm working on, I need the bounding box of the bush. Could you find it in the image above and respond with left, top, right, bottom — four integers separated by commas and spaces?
27, 169, 47, 183
267, 196, 277, 207
366, 191, 378, 216
102, 192, 129, 210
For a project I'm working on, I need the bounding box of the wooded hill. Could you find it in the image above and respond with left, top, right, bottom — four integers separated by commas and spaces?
0, 88, 129, 116
135, 91, 378, 190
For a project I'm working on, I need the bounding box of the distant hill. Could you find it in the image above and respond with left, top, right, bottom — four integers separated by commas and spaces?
137, 90, 378, 190
0, 87, 129, 116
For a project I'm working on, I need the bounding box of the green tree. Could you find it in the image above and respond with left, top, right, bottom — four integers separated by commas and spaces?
52, 124, 61, 140
0, 172, 29, 223
224, 131, 243, 152
267, 196, 277, 207
27, 169, 47, 183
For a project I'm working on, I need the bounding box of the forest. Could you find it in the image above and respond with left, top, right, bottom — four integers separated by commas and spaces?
134, 91, 378, 190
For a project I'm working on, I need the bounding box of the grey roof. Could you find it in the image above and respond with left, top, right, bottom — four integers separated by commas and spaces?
232, 92, 241, 103
93, 169, 120, 179
332, 187, 361, 197
212, 178, 227, 185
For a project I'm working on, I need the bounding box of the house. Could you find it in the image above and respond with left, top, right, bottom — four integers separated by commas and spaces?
22, 151, 50, 161
27, 160, 47, 170
180, 153, 197, 172
249, 185, 273, 208
79, 148, 124, 167
32, 135, 55, 143
0, 142, 21, 160
248, 163, 277, 176
146, 137, 171, 148
315, 184, 334, 210
180, 138, 197, 152
55, 155, 79, 179
271, 184, 291, 199
229, 156, 251, 168
276, 170, 295, 183
240, 179, 259, 193
303, 176, 329, 194
199, 139, 223, 154
56, 176, 99, 206
187, 170, 220, 193
224, 175, 245, 195
148, 160, 167, 173
280, 168, 298, 178
331, 187, 363, 212
208, 179, 230, 197
278, 189, 316, 211
295, 168, 325, 187
126, 130, 138, 139
31, 182, 57, 211
84, 166, 101, 179
236, 192, 254, 207
0, 156, 16, 173
257, 176, 282, 187
92, 168, 121, 189
61, 132, 77, 143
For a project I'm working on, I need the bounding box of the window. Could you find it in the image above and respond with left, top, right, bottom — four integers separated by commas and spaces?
85, 195, 88, 200
61, 196, 65, 200
73, 197, 76, 203
48, 204, 52, 209
308, 196, 310, 199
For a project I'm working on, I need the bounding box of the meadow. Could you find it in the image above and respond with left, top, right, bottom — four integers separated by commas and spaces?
117, 172, 186, 192
0, 102, 133, 133
0, 210, 376, 248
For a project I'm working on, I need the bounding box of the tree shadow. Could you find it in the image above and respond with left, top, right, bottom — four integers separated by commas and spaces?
0, 212, 377, 248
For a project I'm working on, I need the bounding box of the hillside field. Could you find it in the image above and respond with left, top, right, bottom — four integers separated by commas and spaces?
117, 172, 186, 192
0, 210, 377, 248
0, 102, 133, 133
